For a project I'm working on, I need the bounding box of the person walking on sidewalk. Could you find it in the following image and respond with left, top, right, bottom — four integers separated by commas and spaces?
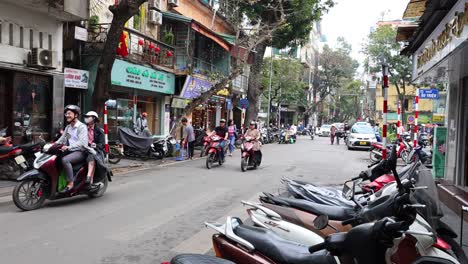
330, 124, 337, 145
181, 117, 195, 160
227, 119, 237, 157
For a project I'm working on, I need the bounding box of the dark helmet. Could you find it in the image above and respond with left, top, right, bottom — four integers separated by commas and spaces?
64, 105, 81, 116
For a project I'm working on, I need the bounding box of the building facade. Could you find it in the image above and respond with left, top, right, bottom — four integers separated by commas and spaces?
0, 0, 88, 143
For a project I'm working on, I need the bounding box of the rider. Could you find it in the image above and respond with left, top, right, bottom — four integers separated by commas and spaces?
83, 111, 105, 184
330, 124, 337, 145
56, 105, 88, 193
212, 119, 228, 162
244, 121, 262, 163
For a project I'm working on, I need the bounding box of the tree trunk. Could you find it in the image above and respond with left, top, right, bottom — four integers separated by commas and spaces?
93, 0, 146, 114
246, 42, 267, 125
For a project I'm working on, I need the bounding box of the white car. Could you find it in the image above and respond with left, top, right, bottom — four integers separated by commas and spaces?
347, 125, 377, 150
319, 124, 332, 137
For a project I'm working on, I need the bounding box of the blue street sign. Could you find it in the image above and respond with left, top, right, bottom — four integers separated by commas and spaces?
226, 99, 232, 110
419, 89, 439, 99
238, 98, 249, 109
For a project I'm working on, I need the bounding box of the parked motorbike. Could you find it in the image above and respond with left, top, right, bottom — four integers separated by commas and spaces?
118, 127, 164, 160
205, 135, 227, 169
419, 132, 430, 147
240, 136, 262, 172
406, 141, 433, 167
260, 128, 270, 144
107, 140, 123, 164
153, 134, 177, 157
369, 139, 411, 163
12, 143, 112, 211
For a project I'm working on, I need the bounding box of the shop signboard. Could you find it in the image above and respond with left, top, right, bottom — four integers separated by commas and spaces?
433, 127, 447, 179
432, 114, 445, 123
171, 98, 190, 109
419, 89, 439, 99
180, 75, 213, 99
64, 68, 89, 89
111, 59, 175, 95
226, 98, 232, 110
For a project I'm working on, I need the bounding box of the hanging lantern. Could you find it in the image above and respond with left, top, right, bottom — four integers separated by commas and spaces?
138, 39, 144, 46
149, 43, 154, 50
154, 46, 161, 53
167, 50, 173, 57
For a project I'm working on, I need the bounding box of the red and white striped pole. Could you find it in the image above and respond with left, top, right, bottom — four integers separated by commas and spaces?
397, 100, 401, 140
382, 64, 389, 159
104, 102, 109, 162
414, 88, 419, 147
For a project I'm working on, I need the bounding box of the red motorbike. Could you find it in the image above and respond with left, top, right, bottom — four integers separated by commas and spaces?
240, 136, 262, 172
369, 140, 410, 163
205, 135, 227, 169
12, 143, 112, 211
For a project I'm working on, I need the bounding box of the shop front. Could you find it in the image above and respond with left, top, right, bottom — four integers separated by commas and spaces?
405, 0, 468, 214
108, 59, 175, 139
0, 67, 63, 143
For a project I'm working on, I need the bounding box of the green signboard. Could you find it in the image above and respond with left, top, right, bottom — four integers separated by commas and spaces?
433, 127, 447, 179
111, 59, 175, 95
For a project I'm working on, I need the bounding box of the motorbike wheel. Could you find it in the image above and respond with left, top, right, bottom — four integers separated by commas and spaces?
241, 157, 248, 172
12, 179, 47, 211
206, 153, 214, 169
200, 146, 206, 157
400, 150, 409, 163
108, 147, 122, 164
439, 234, 468, 264
369, 149, 382, 162
88, 175, 108, 198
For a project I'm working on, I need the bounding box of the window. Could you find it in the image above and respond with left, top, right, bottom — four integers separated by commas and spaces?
19, 27, 23, 48
48, 34, 52, 50
9, 23, 13, 45
39, 32, 43, 48
29, 29, 33, 49
404, 99, 409, 111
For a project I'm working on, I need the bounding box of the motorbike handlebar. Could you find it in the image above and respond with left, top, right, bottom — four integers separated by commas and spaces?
308, 242, 326, 254
342, 217, 357, 226
368, 160, 380, 168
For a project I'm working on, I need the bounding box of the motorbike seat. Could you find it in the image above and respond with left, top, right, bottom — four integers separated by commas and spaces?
0, 146, 18, 154
170, 254, 234, 264
234, 224, 336, 264
264, 195, 357, 221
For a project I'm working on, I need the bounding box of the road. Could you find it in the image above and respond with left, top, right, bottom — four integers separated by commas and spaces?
0, 136, 370, 264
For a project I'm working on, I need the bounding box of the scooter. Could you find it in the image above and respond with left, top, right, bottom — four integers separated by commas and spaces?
199, 135, 211, 158
205, 135, 227, 169
240, 136, 262, 172
12, 143, 112, 211
369, 139, 411, 163
406, 141, 432, 167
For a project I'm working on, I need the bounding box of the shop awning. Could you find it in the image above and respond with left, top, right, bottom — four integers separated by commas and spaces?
216, 32, 236, 45
162, 12, 192, 24
402, 0, 427, 19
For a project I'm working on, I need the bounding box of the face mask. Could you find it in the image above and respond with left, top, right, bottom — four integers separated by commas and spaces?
84, 117, 93, 124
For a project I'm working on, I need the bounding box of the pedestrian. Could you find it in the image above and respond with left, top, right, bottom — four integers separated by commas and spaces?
227, 119, 237, 157
134, 112, 151, 136
181, 117, 195, 160
374, 123, 381, 142
330, 124, 336, 145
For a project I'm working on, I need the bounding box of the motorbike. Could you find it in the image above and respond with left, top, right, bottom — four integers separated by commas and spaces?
12, 143, 112, 211
107, 140, 123, 164
205, 135, 227, 169
118, 127, 164, 160
153, 134, 177, 157
369, 139, 412, 163
406, 141, 433, 167
240, 136, 262, 172
419, 132, 430, 147
199, 135, 211, 157
260, 128, 270, 144
279, 130, 296, 144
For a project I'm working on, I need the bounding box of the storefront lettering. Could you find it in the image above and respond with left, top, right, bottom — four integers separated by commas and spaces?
417, 3, 468, 68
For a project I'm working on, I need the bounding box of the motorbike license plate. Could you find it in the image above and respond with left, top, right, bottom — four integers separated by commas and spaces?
15, 155, 26, 165
359, 141, 367, 145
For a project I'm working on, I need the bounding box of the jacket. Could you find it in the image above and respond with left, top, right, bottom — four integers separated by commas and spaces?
90, 125, 105, 155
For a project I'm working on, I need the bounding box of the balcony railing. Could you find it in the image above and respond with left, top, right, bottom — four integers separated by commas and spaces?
193, 57, 228, 77
86, 24, 175, 69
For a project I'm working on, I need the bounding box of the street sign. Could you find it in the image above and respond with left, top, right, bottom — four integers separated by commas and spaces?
226, 99, 232, 110
419, 89, 439, 99
238, 98, 249, 109
408, 116, 415, 123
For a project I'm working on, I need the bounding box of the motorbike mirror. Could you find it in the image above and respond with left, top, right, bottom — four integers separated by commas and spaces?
313, 215, 329, 230
342, 181, 354, 200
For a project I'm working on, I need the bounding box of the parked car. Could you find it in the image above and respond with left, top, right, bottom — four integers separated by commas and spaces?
319, 124, 331, 137
346, 124, 377, 150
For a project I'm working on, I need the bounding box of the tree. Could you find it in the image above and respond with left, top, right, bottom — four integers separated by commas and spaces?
363, 25, 412, 123
316, 39, 358, 124
333, 80, 364, 121
260, 58, 307, 123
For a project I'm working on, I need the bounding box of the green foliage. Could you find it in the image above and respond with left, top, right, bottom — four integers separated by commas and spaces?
363, 25, 412, 88
163, 29, 175, 46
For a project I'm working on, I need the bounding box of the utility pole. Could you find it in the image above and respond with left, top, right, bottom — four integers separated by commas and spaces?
267, 48, 273, 125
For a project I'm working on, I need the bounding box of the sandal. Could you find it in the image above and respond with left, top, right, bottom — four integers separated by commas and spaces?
59, 186, 73, 194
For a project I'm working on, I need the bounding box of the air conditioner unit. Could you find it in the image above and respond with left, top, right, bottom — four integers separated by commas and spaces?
148, 10, 163, 25
148, 0, 161, 10
30, 48, 55, 69
168, 0, 179, 7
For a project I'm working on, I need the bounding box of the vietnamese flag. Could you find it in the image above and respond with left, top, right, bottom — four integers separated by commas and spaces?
117, 32, 129, 57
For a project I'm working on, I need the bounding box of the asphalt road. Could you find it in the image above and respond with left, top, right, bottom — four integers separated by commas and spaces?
0, 136, 370, 264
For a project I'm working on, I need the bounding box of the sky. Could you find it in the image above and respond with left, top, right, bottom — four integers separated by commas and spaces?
320, 0, 409, 74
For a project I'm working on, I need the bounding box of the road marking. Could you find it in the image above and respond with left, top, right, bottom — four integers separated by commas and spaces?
170, 193, 261, 255
107, 187, 230, 242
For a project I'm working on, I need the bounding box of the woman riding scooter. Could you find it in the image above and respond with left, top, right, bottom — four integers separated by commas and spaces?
56, 105, 88, 193
244, 121, 262, 165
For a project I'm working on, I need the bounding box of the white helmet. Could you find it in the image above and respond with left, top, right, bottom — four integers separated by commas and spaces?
84, 111, 99, 122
